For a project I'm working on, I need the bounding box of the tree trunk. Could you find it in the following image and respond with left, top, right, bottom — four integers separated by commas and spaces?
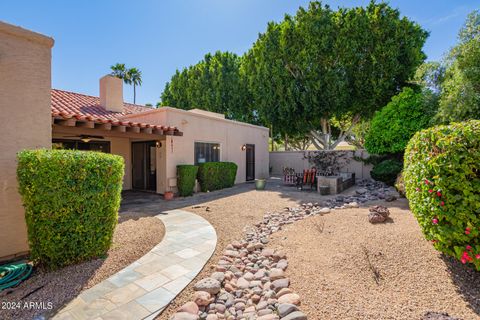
133, 84, 136, 104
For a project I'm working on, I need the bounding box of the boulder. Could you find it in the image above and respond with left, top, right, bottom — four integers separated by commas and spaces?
194, 278, 221, 295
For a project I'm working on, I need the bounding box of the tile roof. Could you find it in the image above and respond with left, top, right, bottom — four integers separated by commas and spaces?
51, 89, 179, 133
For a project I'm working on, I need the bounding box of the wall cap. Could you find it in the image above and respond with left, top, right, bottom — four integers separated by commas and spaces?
0, 20, 54, 47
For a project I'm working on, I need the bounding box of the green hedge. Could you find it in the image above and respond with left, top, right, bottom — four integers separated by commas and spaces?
370, 159, 403, 186
365, 87, 437, 155
197, 162, 238, 192
17, 149, 124, 269
404, 120, 480, 269
177, 165, 198, 197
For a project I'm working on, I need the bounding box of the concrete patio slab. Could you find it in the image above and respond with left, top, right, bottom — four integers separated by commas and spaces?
53, 209, 217, 320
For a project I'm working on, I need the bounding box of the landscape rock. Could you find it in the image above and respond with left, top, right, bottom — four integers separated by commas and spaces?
278, 303, 299, 317
193, 291, 212, 306
280, 311, 308, 320
194, 278, 221, 295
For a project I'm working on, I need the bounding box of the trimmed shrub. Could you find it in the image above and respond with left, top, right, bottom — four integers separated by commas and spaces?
370, 159, 403, 186
197, 162, 238, 192
404, 120, 480, 269
365, 87, 437, 155
177, 165, 199, 197
17, 149, 124, 269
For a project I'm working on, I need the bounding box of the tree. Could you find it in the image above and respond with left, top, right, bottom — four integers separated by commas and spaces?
436, 10, 480, 123
161, 51, 253, 122
242, 1, 428, 149
365, 87, 437, 155
127, 68, 142, 104
110, 64, 143, 104
110, 63, 128, 79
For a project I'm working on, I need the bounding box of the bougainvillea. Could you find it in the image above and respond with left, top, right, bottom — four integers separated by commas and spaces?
404, 120, 480, 269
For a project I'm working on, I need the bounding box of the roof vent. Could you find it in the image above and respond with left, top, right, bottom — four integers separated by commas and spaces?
100, 75, 123, 112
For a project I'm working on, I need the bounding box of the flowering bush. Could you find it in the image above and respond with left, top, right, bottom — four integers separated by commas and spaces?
404, 120, 480, 269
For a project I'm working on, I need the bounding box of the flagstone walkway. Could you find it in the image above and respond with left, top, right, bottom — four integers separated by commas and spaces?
53, 209, 217, 320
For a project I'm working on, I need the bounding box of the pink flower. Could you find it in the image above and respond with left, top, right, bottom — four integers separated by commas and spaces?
428, 189, 433, 193
440, 201, 445, 207
416, 187, 420, 192
437, 191, 442, 197
476, 254, 480, 259
425, 179, 430, 185
461, 257, 467, 264
466, 227, 471, 235
432, 218, 439, 225
466, 245, 472, 250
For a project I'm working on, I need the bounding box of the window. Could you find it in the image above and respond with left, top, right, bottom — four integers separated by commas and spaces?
52, 139, 111, 153
194, 142, 220, 165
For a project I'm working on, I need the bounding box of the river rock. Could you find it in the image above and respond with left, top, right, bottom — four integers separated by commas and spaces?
194, 278, 221, 295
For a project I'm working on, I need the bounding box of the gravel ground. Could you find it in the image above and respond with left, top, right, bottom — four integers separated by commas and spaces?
158, 187, 305, 319
0, 215, 164, 320
267, 199, 480, 320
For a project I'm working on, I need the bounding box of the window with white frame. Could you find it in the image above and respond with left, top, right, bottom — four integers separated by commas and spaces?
194, 142, 220, 165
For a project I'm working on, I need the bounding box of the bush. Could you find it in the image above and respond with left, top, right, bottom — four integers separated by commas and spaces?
17, 149, 124, 269
197, 162, 238, 192
177, 165, 198, 197
370, 159, 403, 185
365, 87, 437, 155
404, 120, 480, 269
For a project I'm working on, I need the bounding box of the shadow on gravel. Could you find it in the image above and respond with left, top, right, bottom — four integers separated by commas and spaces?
442, 255, 480, 316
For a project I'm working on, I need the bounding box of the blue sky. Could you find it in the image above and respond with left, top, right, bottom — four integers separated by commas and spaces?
1, 0, 478, 105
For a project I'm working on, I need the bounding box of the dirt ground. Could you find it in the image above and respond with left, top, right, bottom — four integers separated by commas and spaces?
268, 199, 480, 320
0, 215, 164, 320
158, 187, 306, 319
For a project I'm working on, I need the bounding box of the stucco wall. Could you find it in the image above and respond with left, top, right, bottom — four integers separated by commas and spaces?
0, 22, 54, 260
269, 150, 373, 179
124, 108, 270, 193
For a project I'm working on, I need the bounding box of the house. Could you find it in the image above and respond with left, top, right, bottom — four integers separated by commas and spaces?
0, 21, 268, 261
52, 76, 269, 194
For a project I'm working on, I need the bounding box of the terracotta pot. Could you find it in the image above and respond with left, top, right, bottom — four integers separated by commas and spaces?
164, 191, 174, 200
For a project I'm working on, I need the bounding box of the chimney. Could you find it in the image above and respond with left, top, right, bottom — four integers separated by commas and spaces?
100, 75, 123, 112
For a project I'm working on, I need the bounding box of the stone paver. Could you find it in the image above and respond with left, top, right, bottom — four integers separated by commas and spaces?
53, 209, 217, 320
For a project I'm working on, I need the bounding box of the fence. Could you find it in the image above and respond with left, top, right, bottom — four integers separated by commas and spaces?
269, 150, 373, 179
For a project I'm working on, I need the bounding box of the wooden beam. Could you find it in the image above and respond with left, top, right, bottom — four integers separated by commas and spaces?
141, 127, 152, 134
127, 126, 141, 134
57, 118, 76, 127
153, 128, 164, 135
77, 121, 95, 129
112, 125, 126, 133
96, 122, 112, 131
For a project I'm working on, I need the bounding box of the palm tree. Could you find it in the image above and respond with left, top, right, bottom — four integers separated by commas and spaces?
127, 68, 142, 104
110, 63, 129, 81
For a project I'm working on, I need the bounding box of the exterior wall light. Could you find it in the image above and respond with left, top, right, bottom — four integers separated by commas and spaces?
241, 144, 247, 151
156, 141, 162, 148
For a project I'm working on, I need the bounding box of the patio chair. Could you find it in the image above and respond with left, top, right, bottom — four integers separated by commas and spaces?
296, 167, 317, 191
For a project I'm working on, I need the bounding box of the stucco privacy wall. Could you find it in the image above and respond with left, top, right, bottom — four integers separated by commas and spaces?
0, 22, 54, 260
269, 150, 373, 179
124, 108, 270, 193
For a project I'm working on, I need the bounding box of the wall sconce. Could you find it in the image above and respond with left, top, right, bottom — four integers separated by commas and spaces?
156, 141, 162, 148
241, 144, 246, 151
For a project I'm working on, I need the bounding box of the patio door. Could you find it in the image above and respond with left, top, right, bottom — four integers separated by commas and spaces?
246, 144, 255, 181
132, 141, 157, 192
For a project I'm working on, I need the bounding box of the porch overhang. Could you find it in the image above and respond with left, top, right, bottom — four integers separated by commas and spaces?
52, 111, 183, 136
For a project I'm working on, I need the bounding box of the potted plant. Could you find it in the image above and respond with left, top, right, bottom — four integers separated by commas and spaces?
255, 177, 267, 190
164, 187, 174, 200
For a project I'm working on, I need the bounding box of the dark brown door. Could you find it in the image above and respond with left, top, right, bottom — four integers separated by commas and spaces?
132, 141, 157, 192
246, 144, 255, 181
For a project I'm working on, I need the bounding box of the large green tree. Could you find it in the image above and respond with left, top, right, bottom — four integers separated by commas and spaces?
160, 51, 253, 122
242, 1, 428, 149
436, 10, 480, 123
